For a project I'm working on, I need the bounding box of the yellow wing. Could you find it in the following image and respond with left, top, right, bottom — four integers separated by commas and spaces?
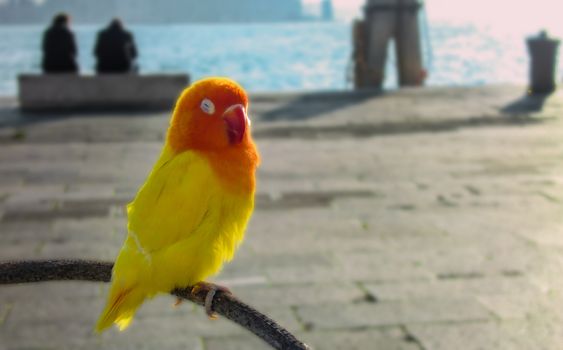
127, 146, 215, 252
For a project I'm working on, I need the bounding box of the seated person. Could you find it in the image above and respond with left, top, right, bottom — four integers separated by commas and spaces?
42, 13, 79, 73
94, 19, 138, 74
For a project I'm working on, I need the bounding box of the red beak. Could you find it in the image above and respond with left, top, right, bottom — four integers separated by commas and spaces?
223, 104, 247, 145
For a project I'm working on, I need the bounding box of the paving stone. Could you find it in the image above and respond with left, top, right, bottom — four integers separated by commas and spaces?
299, 328, 421, 350
406, 321, 557, 350
23, 169, 80, 185
334, 251, 435, 283
0, 221, 56, 241
0, 318, 94, 349
5, 295, 102, 327
235, 251, 335, 272
230, 282, 366, 308
518, 223, 563, 247
296, 298, 492, 330
93, 335, 204, 350
364, 276, 542, 301
51, 217, 125, 243
205, 328, 419, 350
263, 264, 342, 284
477, 293, 557, 321
61, 184, 117, 200
0, 282, 102, 302
0, 242, 42, 260
0, 184, 64, 199
1, 199, 57, 222
501, 317, 563, 349
204, 334, 272, 350
39, 239, 118, 260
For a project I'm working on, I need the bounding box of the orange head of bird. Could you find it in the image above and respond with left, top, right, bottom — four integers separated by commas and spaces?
167, 77, 252, 152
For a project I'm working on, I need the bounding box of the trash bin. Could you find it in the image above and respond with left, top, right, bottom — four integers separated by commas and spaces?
527, 31, 560, 94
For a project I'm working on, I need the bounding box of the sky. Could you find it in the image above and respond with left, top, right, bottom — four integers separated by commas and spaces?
308, 0, 563, 36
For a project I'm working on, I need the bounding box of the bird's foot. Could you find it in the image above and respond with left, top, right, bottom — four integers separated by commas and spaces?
173, 297, 183, 307
191, 282, 232, 320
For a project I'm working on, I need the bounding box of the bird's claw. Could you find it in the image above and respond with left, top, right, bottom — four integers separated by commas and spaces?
173, 297, 183, 307
191, 282, 231, 319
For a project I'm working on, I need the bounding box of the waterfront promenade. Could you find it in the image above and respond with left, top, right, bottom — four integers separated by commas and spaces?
1, 85, 562, 349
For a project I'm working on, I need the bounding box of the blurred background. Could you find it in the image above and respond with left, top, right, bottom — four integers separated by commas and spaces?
0, 0, 561, 94
1, 1, 563, 350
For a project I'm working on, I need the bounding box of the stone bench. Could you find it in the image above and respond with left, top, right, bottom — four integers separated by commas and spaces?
18, 73, 190, 111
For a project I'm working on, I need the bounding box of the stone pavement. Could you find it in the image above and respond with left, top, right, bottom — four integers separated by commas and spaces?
1, 85, 563, 349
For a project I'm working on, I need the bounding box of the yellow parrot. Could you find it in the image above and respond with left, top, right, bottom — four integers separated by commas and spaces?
95, 77, 259, 332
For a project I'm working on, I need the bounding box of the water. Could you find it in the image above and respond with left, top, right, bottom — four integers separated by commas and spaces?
0, 21, 560, 96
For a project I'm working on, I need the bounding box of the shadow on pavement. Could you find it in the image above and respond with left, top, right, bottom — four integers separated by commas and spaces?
501, 93, 550, 115
259, 89, 382, 122
0, 104, 167, 129
254, 114, 541, 139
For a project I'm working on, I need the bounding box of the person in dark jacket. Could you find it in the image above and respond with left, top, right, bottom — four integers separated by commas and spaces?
41, 13, 79, 73
94, 19, 138, 74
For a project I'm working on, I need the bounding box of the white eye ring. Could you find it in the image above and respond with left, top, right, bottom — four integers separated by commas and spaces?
200, 98, 215, 115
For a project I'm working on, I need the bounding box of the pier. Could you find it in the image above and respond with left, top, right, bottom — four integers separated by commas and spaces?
1, 85, 563, 349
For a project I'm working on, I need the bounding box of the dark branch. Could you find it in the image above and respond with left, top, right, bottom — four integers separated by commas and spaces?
0, 259, 309, 350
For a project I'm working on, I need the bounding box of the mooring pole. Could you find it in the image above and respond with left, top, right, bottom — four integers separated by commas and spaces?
395, 0, 424, 86
354, 0, 425, 89
527, 31, 560, 94
362, 0, 396, 88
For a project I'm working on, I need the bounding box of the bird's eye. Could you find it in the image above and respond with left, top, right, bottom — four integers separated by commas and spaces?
200, 99, 215, 115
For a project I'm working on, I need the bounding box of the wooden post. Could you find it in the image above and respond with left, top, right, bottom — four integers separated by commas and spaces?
527, 31, 560, 94
362, 0, 397, 89
395, 0, 424, 86
353, 0, 424, 89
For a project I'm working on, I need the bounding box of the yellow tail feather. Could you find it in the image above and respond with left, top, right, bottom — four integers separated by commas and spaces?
95, 286, 146, 333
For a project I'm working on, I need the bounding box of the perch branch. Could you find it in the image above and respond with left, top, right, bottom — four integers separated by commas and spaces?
0, 259, 309, 350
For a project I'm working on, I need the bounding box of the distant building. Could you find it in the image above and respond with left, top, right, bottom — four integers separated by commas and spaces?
321, 0, 334, 21
0, 0, 305, 24
0, 0, 41, 23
